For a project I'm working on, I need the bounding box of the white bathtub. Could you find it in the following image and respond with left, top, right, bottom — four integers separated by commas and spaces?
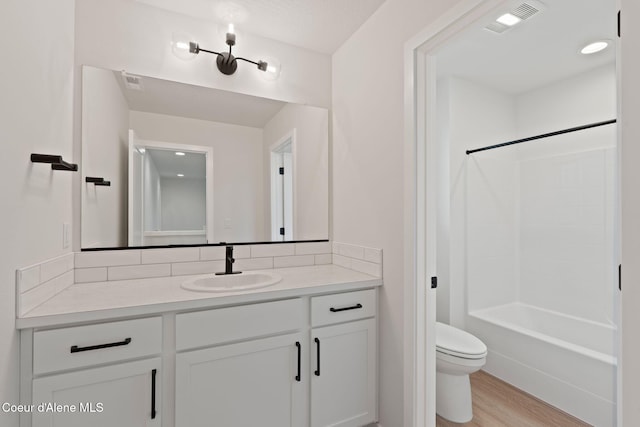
468, 302, 617, 426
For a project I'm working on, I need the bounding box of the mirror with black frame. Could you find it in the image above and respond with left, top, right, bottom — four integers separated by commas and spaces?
81, 65, 328, 249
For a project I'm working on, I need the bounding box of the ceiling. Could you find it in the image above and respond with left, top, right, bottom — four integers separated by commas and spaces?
115, 70, 286, 127
136, 0, 385, 54
147, 148, 206, 179
436, 0, 616, 94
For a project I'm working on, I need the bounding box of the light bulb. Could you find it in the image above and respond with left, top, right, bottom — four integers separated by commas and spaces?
172, 32, 197, 61
260, 56, 281, 81
227, 23, 235, 35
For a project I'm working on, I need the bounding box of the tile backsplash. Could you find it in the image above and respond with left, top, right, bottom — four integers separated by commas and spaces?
16, 253, 75, 316
332, 242, 383, 277
74, 242, 333, 283
16, 241, 382, 316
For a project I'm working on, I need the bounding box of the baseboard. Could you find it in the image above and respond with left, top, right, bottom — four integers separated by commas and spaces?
484, 350, 615, 427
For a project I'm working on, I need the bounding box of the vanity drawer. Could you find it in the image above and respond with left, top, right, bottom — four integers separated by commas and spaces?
311, 289, 376, 327
33, 317, 162, 375
176, 298, 303, 351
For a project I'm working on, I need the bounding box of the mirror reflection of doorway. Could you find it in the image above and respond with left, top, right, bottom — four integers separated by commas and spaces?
270, 131, 295, 241
128, 130, 214, 246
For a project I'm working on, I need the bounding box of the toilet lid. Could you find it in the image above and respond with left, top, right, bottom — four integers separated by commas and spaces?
436, 322, 487, 359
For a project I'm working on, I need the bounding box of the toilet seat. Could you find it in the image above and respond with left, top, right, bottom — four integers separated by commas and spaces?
436, 322, 487, 360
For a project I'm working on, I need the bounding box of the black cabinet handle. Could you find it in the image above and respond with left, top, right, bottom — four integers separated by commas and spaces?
314, 338, 320, 376
151, 368, 157, 419
329, 303, 363, 313
295, 342, 301, 382
70, 337, 132, 353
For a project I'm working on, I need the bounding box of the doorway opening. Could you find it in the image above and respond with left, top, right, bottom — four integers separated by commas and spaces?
404, 1, 620, 426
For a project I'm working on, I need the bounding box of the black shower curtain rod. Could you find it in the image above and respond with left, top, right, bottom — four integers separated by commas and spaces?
465, 119, 617, 155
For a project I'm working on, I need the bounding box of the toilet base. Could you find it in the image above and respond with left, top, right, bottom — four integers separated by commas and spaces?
436, 371, 473, 423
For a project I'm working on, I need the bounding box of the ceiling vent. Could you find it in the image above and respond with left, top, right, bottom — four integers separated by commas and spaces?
484, 0, 545, 34
121, 72, 144, 91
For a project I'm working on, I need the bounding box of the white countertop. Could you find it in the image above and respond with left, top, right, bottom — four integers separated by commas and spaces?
17, 264, 382, 329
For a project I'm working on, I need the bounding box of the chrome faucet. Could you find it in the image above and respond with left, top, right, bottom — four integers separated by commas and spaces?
216, 245, 242, 275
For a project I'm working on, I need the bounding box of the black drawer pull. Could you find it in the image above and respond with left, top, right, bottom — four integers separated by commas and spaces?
70, 337, 132, 353
329, 303, 363, 313
151, 368, 157, 419
295, 342, 301, 382
314, 337, 320, 376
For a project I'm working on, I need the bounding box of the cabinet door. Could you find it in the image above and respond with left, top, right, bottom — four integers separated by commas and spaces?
32, 357, 160, 427
176, 332, 305, 427
311, 318, 376, 427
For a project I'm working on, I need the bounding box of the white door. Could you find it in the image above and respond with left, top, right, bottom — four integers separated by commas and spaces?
128, 129, 144, 246
311, 319, 376, 427
176, 333, 305, 427
32, 358, 160, 427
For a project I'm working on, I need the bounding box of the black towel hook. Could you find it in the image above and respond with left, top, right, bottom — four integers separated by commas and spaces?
30, 154, 78, 172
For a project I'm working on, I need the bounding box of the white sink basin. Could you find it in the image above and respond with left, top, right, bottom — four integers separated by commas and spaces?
181, 271, 282, 293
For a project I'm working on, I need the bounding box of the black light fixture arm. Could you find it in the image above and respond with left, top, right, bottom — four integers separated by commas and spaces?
236, 56, 268, 71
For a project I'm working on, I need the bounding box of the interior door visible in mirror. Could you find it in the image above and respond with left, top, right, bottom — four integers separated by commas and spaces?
128, 134, 212, 247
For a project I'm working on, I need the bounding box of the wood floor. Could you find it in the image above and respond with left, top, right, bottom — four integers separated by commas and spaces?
436, 371, 591, 427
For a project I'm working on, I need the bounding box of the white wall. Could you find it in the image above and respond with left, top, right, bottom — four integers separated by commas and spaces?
515, 65, 617, 138
263, 104, 329, 240
74, 0, 331, 108
81, 66, 129, 248
442, 66, 616, 326
514, 64, 617, 324
444, 77, 518, 322
130, 111, 265, 242
143, 152, 162, 231
0, 1, 75, 426
160, 177, 206, 230
331, 1, 465, 424
517, 144, 615, 323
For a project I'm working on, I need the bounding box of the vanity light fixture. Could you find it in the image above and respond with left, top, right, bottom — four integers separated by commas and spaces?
182, 24, 275, 76
581, 40, 610, 55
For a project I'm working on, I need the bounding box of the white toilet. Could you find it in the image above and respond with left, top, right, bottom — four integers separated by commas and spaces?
435, 322, 488, 423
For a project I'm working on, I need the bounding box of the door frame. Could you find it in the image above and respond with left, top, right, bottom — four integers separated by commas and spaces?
402, 0, 628, 426
269, 129, 297, 240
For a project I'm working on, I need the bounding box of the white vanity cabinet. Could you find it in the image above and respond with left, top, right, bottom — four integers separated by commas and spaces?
310, 289, 377, 427
175, 298, 306, 427
32, 358, 160, 427
25, 317, 162, 427
21, 287, 378, 427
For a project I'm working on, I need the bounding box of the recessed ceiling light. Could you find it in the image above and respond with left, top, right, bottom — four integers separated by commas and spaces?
496, 13, 522, 26
177, 173, 184, 177
175, 152, 185, 156
581, 40, 610, 55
